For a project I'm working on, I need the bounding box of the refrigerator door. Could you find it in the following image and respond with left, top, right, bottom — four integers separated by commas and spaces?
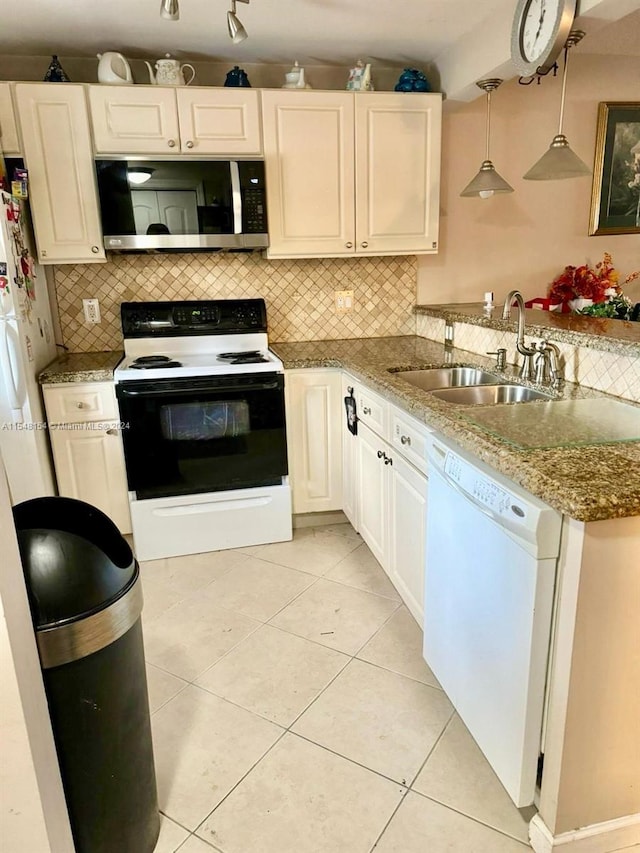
0, 191, 57, 502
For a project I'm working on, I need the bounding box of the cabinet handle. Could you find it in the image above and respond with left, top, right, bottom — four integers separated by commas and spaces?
168, 139, 177, 148
91, 245, 100, 254
185, 140, 194, 149
400, 435, 411, 446
361, 241, 368, 248
346, 242, 353, 249
377, 450, 384, 459
384, 456, 393, 466
363, 406, 371, 415
41, 250, 47, 257
106, 428, 118, 436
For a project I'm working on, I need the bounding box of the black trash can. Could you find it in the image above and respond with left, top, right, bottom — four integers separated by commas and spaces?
13, 497, 160, 853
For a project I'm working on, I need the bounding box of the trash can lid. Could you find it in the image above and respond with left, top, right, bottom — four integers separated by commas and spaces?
13, 497, 137, 630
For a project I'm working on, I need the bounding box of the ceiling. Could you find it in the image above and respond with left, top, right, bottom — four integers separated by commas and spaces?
0, 0, 637, 102
0, 0, 515, 64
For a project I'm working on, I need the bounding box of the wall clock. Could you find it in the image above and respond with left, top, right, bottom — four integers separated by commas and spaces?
511, 0, 578, 77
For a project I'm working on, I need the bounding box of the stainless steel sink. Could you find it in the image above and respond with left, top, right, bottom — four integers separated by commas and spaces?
430, 385, 555, 405
393, 367, 503, 391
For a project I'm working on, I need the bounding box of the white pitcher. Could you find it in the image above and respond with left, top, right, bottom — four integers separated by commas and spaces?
96, 52, 133, 85
145, 54, 196, 86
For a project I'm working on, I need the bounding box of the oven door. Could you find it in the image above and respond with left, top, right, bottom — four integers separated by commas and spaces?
116, 373, 287, 500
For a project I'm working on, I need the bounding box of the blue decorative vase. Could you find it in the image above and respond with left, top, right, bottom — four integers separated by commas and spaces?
394, 68, 430, 93
224, 66, 251, 87
43, 55, 71, 83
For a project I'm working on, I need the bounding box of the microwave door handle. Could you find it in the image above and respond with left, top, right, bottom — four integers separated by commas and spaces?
230, 161, 242, 235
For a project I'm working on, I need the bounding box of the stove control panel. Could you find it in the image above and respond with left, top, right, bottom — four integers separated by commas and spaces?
121, 299, 267, 337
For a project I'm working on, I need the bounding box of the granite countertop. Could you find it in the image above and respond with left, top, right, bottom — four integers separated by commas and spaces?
271, 336, 640, 522
415, 303, 640, 358
39, 351, 123, 384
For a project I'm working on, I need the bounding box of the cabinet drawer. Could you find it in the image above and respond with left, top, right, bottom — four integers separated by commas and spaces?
356, 385, 388, 439
390, 406, 431, 475
44, 382, 118, 424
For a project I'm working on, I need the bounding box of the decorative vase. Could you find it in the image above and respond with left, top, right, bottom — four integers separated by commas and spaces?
568, 298, 593, 313
43, 55, 71, 83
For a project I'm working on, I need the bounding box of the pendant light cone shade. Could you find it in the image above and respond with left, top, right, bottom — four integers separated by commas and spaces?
227, 1, 248, 43
460, 79, 513, 198
160, 0, 179, 20
524, 31, 590, 181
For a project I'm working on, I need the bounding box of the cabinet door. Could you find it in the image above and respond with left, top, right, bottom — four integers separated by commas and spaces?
356, 422, 389, 569
176, 87, 262, 155
0, 82, 21, 154
262, 90, 355, 258
355, 93, 441, 255
88, 85, 180, 154
15, 83, 105, 264
341, 375, 358, 529
285, 369, 343, 514
389, 452, 427, 626
50, 424, 131, 534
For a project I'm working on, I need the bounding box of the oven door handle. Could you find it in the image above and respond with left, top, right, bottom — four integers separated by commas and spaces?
117, 379, 282, 397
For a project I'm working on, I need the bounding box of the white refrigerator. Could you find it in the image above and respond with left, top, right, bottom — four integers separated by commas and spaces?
0, 190, 58, 503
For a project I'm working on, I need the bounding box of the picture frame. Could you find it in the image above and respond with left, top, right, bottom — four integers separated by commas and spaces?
589, 101, 640, 236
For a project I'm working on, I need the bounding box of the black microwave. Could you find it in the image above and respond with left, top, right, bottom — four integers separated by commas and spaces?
95, 159, 268, 251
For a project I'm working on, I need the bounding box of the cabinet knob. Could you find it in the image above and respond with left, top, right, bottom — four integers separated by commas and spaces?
363, 406, 371, 415
377, 450, 384, 459
41, 250, 47, 257
361, 241, 368, 248
91, 245, 100, 254
76, 402, 85, 409
106, 428, 118, 436
168, 139, 177, 148
345, 242, 353, 249
185, 140, 194, 149
400, 435, 411, 446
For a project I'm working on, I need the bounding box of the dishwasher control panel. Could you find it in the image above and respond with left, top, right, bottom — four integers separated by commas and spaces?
444, 451, 527, 521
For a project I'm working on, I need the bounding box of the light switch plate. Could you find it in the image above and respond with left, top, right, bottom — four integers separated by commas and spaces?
335, 290, 354, 313
83, 298, 101, 324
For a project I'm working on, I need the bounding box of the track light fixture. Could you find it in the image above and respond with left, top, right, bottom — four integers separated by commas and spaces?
227, 0, 250, 43
159, 0, 179, 21
460, 79, 514, 199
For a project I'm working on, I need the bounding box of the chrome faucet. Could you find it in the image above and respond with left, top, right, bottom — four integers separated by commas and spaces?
502, 290, 537, 380
534, 340, 564, 389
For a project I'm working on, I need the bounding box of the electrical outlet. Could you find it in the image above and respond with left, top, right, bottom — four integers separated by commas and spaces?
334, 289, 354, 314
83, 298, 101, 324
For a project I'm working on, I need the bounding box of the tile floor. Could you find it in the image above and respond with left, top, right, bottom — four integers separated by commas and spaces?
141, 523, 533, 853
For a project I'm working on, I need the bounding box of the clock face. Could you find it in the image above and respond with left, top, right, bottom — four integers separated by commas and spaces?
511, 0, 577, 76
521, 0, 558, 63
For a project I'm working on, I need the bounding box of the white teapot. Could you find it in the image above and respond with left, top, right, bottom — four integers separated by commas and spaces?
97, 52, 133, 85
145, 54, 195, 86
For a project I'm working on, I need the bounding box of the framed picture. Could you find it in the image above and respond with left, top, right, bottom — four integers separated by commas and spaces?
589, 101, 640, 236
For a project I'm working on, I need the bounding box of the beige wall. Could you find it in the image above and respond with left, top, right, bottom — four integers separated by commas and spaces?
53, 254, 417, 352
418, 54, 640, 306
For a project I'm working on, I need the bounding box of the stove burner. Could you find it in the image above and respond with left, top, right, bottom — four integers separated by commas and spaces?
131, 355, 182, 370
218, 350, 269, 365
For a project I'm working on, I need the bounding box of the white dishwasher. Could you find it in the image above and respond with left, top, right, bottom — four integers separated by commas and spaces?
424, 434, 562, 808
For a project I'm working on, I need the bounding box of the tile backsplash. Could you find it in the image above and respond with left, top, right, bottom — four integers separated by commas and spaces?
416, 314, 640, 403
53, 253, 417, 352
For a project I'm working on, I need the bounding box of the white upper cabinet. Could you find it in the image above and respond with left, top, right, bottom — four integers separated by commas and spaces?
261, 89, 441, 259
15, 83, 105, 264
0, 83, 21, 155
89, 85, 262, 156
262, 90, 355, 257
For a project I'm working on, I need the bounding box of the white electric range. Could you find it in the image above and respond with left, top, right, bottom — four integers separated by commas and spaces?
114, 299, 292, 561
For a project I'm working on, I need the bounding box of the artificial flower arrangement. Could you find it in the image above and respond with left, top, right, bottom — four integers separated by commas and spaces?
548, 253, 639, 318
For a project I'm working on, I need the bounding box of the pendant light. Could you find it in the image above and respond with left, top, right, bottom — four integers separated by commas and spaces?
460, 79, 514, 198
159, 0, 179, 21
524, 31, 590, 181
227, 0, 249, 43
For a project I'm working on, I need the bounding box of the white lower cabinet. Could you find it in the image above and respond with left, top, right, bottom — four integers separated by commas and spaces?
43, 383, 131, 534
285, 369, 343, 514
353, 394, 429, 625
